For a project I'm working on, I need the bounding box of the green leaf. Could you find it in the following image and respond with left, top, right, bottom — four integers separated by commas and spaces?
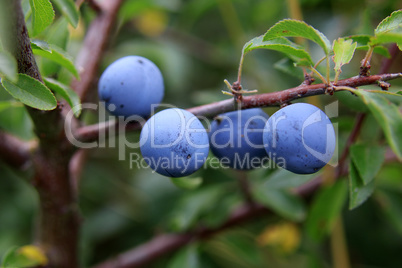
31, 42, 79, 78
167, 244, 201, 268
31, 39, 51, 52
375, 188, 402, 235
375, 10, 402, 35
168, 186, 226, 231
29, 0, 55, 36
41, 18, 69, 76
1, 74, 57, 110
0, 51, 18, 82
50, 0, 79, 28
335, 91, 368, 112
170, 176, 203, 190
0, 101, 24, 113
263, 19, 331, 55
206, 230, 266, 267
201, 193, 242, 228
252, 185, 306, 222
305, 180, 347, 241
44, 77, 81, 117
263, 169, 317, 189
345, 35, 390, 57
332, 38, 357, 73
2, 245, 48, 268
372, 11, 402, 48
274, 58, 304, 78
353, 90, 402, 160
370, 32, 402, 47
349, 161, 375, 210
243, 36, 314, 66
350, 144, 385, 185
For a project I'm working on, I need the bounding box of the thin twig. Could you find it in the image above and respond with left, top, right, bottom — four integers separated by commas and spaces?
70, 0, 125, 103
0, 131, 33, 169
93, 149, 399, 268
73, 73, 402, 144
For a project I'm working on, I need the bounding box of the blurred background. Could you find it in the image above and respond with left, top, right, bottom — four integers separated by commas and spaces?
1, 0, 402, 267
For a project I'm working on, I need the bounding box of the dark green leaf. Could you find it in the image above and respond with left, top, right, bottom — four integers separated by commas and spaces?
332, 38, 357, 73
243, 36, 313, 66
353, 90, 402, 160
305, 180, 347, 241
167, 244, 201, 268
350, 144, 385, 185
201, 192, 242, 228
252, 185, 306, 221
29, 0, 55, 36
1, 74, 57, 110
0, 51, 18, 82
32, 42, 79, 78
168, 186, 226, 231
51, 0, 79, 28
206, 230, 266, 268
349, 161, 375, 210
170, 176, 203, 190
44, 77, 81, 117
263, 19, 331, 55
375, 188, 402, 235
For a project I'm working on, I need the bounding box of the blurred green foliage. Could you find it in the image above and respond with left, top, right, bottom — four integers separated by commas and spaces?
1, 0, 402, 267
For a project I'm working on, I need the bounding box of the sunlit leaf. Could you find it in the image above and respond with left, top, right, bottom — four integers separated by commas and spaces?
1, 74, 57, 110
332, 38, 357, 74
1, 245, 48, 268
375, 10, 402, 35
243, 36, 313, 66
31, 41, 79, 78
263, 19, 331, 55
345, 35, 390, 57
51, 0, 79, 28
29, 0, 55, 36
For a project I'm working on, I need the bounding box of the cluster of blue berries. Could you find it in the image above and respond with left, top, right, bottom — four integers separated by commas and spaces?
99, 56, 336, 178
